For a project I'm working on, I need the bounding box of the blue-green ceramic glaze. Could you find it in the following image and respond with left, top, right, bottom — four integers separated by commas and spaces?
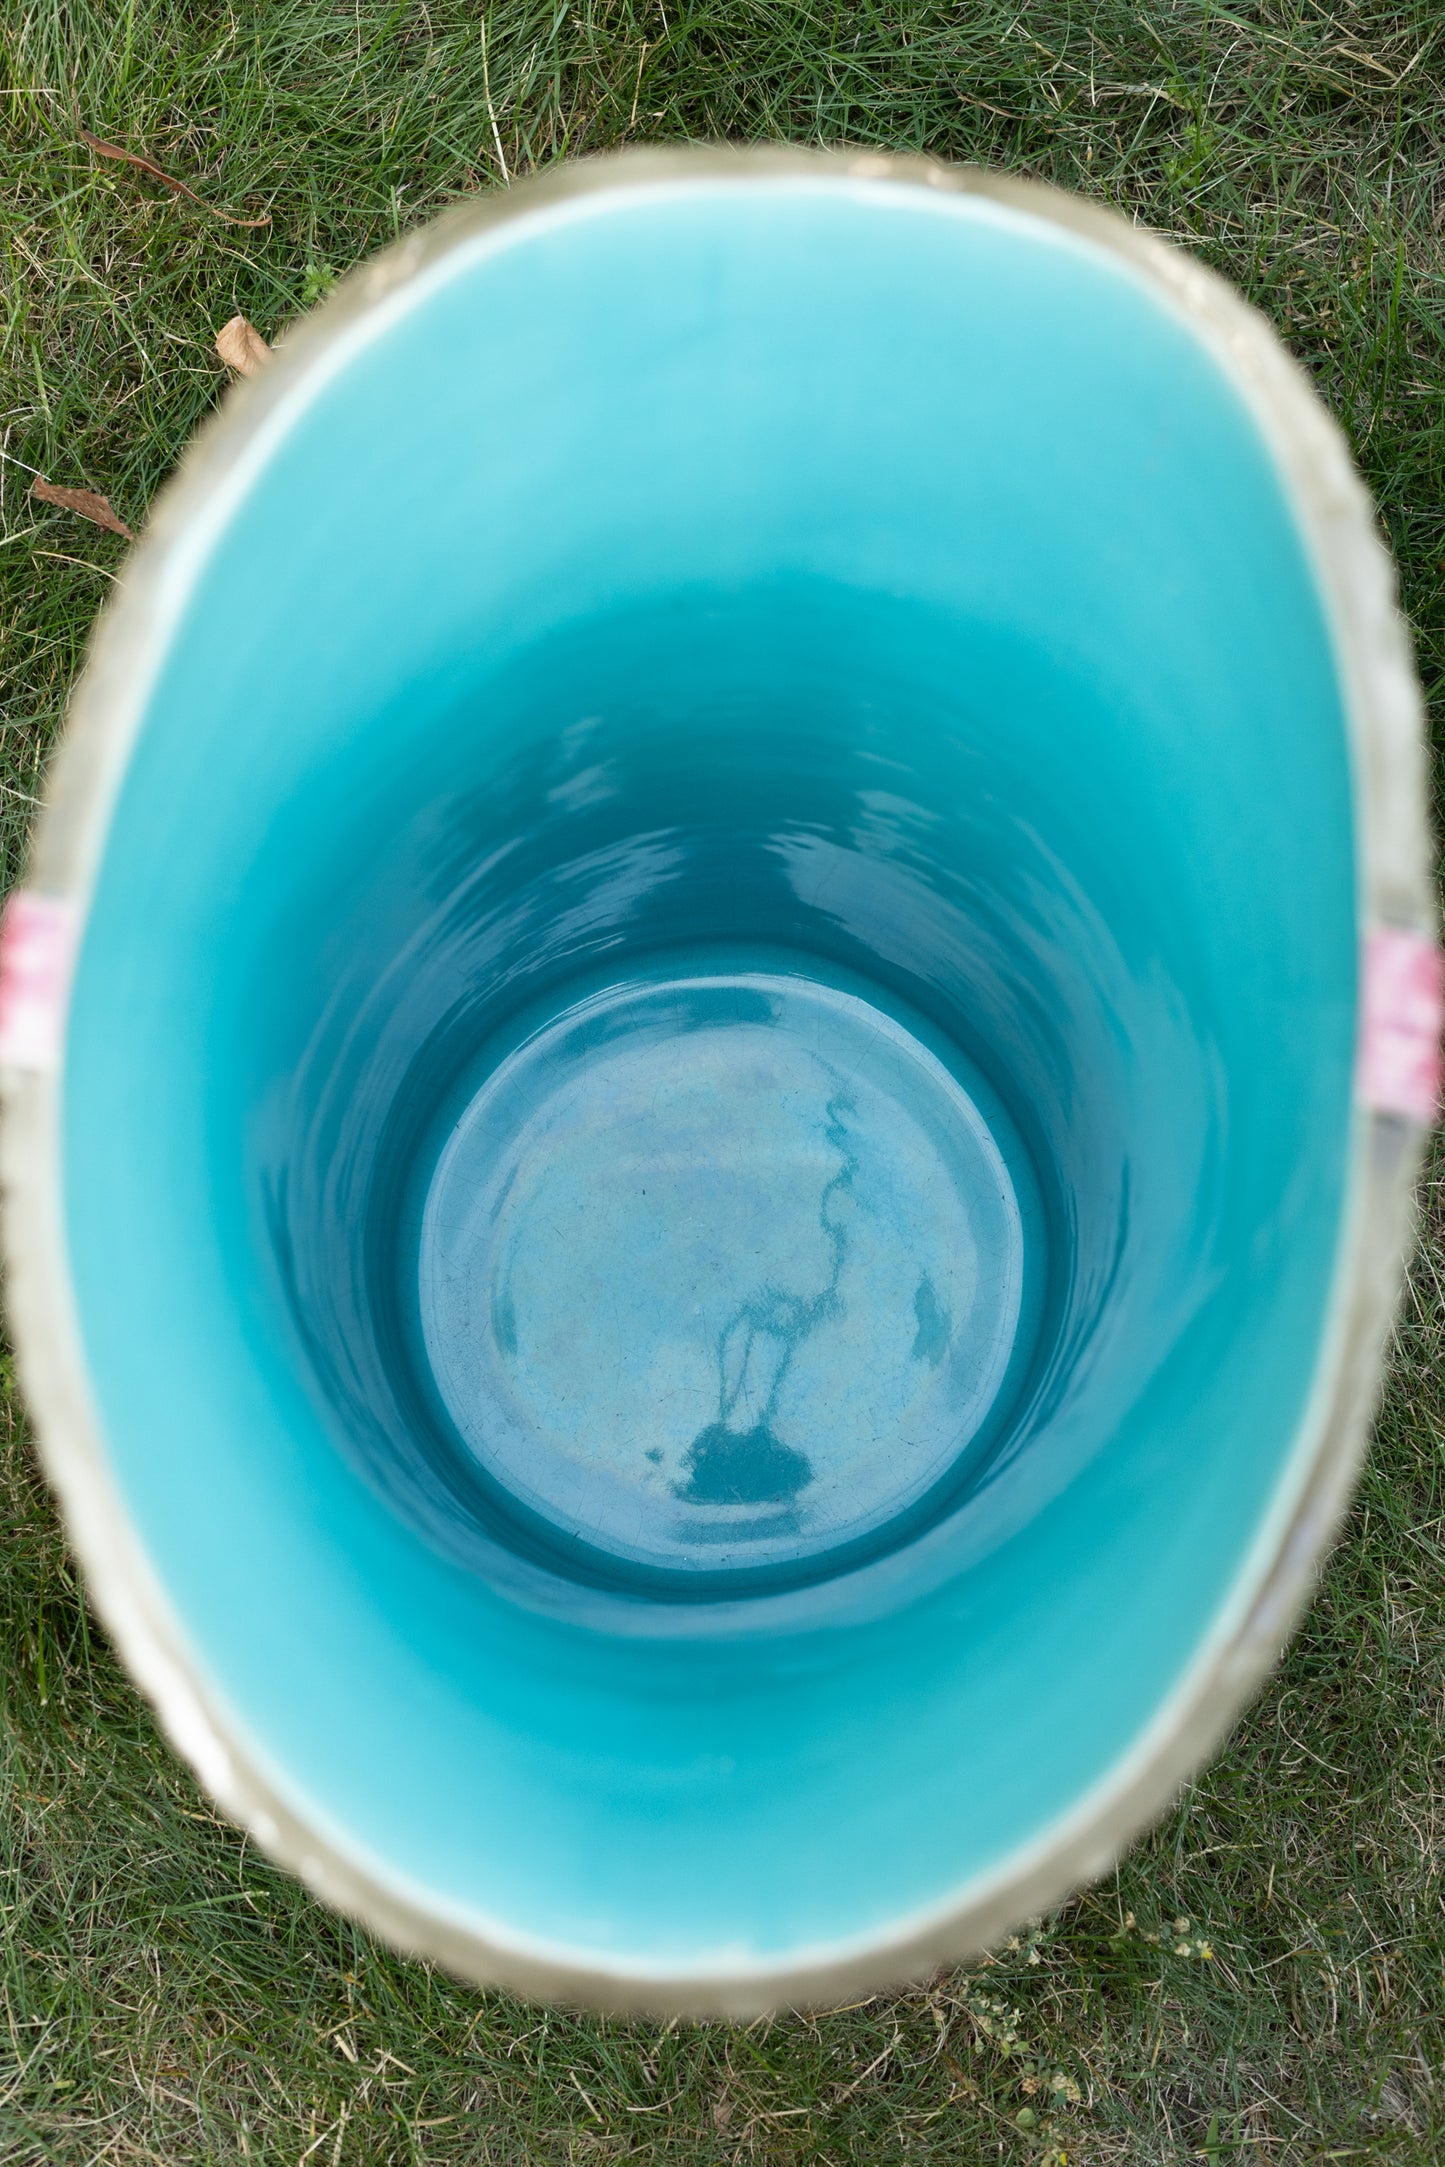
61, 171, 1355, 1979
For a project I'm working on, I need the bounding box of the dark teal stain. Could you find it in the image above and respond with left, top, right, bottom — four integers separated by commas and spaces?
673, 1084, 861, 1511
491, 1282, 517, 1357
674, 1422, 812, 1506
911, 1274, 950, 1365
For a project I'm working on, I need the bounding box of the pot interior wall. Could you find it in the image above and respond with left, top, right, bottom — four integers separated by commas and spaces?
61, 174, 1356, 1974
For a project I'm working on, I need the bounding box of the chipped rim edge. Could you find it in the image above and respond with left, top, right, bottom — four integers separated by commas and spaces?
1, 146, 1435, 2017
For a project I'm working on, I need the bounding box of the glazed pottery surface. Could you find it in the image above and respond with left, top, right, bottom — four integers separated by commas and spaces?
3, 151, 1434, 2010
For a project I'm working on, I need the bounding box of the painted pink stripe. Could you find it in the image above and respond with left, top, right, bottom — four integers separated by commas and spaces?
1359, 925, 1444, 1125
0, 891, 78, 1072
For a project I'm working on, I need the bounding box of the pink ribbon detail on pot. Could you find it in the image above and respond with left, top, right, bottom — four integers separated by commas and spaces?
0, 891, 78, 1073
1359, 925, 1445, 1125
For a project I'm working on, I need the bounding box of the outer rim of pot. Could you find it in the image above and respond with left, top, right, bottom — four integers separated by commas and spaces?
1, 145, 1434, 2017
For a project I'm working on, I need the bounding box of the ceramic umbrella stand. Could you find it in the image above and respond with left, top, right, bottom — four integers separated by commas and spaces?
2, 150, 1438, 2013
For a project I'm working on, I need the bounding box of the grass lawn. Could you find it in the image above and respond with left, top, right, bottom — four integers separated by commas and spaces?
3, 2, 1445, 2160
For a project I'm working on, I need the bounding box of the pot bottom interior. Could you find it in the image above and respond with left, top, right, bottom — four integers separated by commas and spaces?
405, 954, 1042, 1596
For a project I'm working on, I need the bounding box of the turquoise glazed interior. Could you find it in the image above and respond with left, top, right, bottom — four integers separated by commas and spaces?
63, 172, 1357, 1980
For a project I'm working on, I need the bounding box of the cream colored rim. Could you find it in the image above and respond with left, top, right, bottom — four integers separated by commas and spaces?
1, 147, 1433, 2016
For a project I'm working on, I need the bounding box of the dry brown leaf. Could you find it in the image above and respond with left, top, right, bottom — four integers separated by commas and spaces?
79, 124, 270, 228
215, 314, 271, 377
30, 478, 133, 540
